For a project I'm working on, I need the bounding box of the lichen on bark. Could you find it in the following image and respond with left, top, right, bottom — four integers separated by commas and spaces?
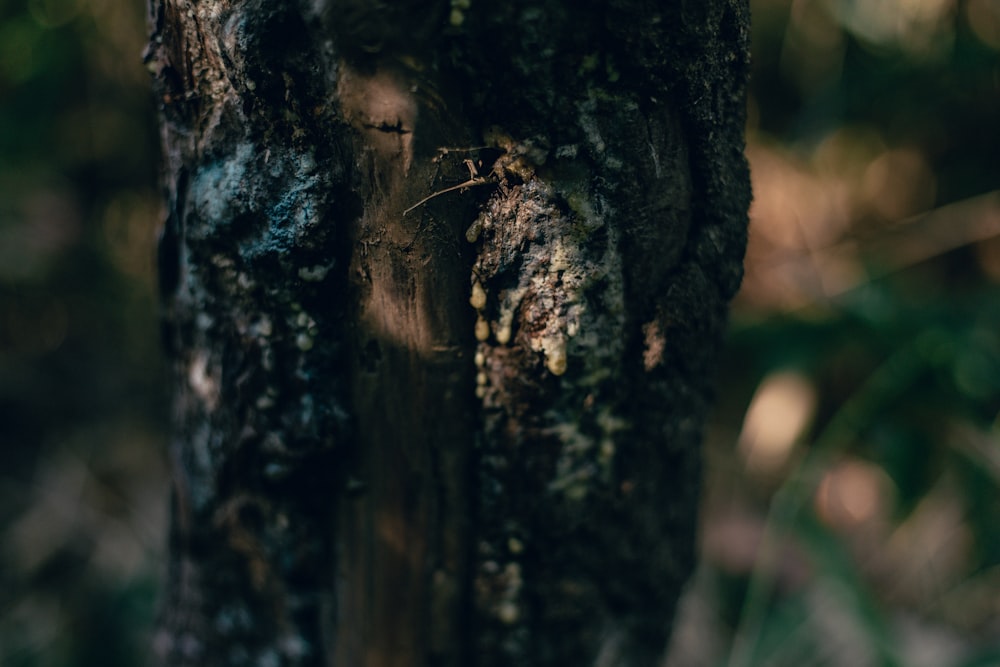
450, 2, 750, 663
147, 0, 751, 665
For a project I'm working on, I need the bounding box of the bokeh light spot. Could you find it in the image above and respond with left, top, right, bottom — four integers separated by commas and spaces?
738, 370, 817, 475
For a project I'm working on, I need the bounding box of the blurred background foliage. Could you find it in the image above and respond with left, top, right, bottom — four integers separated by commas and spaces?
673, 1, 1000, 665
0, 0, 165, 665
0, 0, 998, 666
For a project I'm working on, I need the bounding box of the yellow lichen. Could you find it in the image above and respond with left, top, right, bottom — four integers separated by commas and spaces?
470, 280, 487, 310
475, 316, 491, 342
549, 239, 572, 273
541, 335, 568, 376
465, 218, 482, 243
494, 286, 525, 346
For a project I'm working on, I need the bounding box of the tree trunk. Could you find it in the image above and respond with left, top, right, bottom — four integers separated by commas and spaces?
145, 1, 751, 665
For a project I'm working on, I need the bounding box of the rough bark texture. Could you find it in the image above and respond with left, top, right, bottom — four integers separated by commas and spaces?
146, 1, 750, 666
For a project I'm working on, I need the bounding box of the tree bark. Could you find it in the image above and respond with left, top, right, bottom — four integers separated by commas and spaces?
145, 1, 751, 665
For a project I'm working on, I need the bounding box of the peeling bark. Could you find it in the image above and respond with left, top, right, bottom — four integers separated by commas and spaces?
146, 1, 751, 666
